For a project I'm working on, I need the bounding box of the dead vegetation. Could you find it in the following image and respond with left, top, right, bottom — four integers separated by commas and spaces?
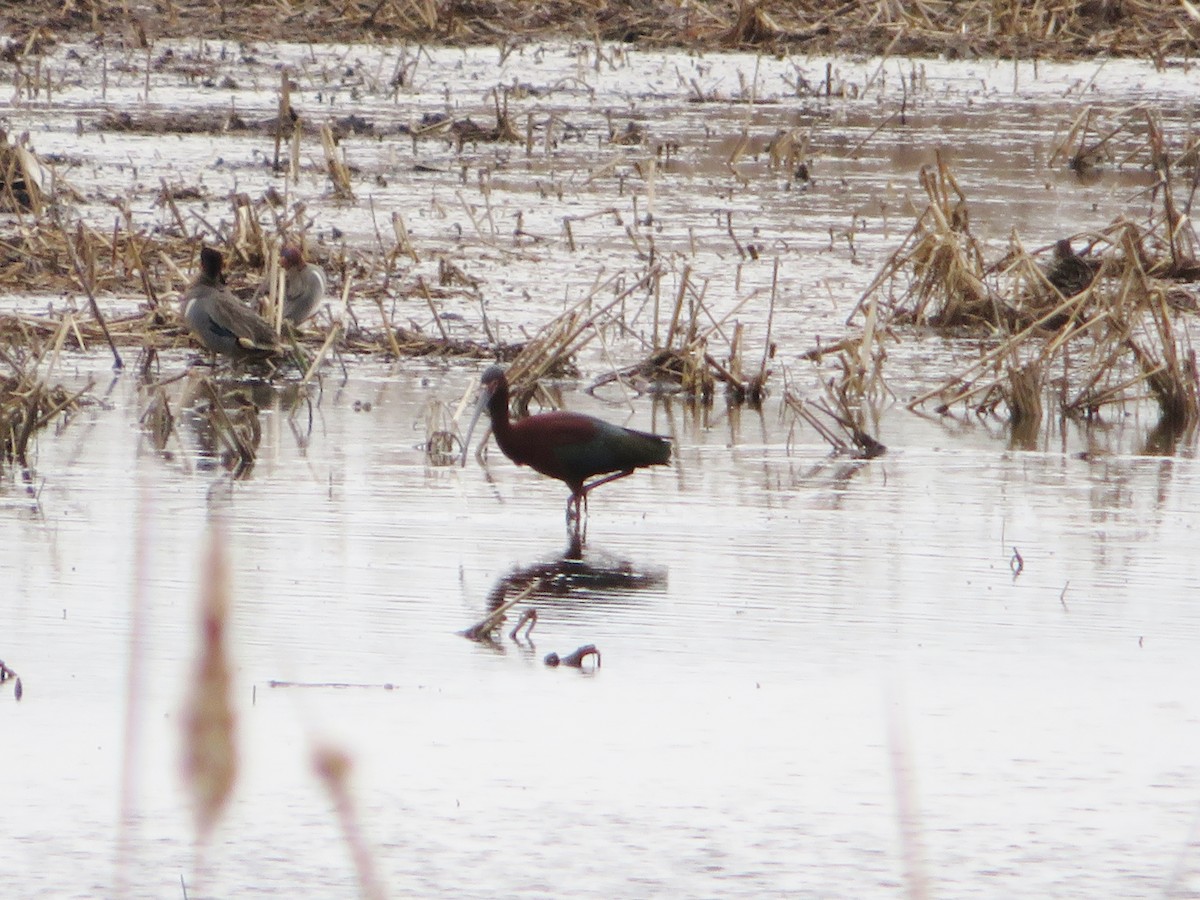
467, 246, 778, 418
854, 131, 1200, 446
0, 149, 514, 368
0, 3, 1195, 464
1, 121, 771, 429
4, 1, 1196, 60
0, 317, 90, 471
0, 130, 46, 215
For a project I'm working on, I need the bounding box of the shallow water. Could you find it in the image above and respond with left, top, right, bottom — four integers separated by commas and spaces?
2, 39, 1200, 899
2, 357, 1199, 898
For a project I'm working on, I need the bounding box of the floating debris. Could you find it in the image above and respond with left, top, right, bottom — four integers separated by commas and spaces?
544, 645, 601, 669
0, 658, 23, 702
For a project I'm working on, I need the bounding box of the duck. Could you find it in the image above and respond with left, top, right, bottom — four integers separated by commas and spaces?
1046, 239, 1099, 298
182, 247, 279, 360
279, 244, 326, 325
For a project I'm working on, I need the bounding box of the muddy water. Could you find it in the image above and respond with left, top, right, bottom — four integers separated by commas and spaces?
2, 40, 1200, 899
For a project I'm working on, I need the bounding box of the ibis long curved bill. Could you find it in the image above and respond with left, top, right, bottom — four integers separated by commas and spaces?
459, 385, 489, 468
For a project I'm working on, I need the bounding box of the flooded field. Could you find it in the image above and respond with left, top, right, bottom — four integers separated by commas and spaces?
2, 37, 1200, 898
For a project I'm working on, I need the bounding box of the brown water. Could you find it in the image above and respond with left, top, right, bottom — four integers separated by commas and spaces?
2, 40, 1200, 899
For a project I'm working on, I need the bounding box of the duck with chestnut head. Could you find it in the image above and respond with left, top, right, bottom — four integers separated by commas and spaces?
279, 244, 326, 325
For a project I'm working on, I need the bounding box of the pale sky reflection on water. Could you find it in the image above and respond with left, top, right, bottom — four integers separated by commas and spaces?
1, 36, 1199, 898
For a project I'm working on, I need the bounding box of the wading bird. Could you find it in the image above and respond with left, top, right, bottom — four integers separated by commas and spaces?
461, 365, 671, 532
278, 244, 326, 325
182, 247, 278, 361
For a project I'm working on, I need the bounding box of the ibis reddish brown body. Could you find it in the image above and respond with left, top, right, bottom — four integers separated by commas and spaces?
464, 366, 671, 522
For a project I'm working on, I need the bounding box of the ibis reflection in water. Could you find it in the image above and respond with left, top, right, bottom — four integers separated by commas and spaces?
461, 365, 671, 539
460, 541, 667, 653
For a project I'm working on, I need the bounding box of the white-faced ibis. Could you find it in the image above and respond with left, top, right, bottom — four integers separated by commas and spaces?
182, 247, 278, 360
461, 365, 671, 526
279, 244, 326, 324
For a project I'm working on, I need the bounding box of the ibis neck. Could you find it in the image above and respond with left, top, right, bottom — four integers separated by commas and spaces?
488, 384, 513, 440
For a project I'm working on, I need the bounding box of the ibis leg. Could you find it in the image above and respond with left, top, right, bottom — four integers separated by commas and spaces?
581, 469, 634, 496
565, 491, 589, 546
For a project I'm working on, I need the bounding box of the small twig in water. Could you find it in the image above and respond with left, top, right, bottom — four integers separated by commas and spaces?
461, 582, 538, 642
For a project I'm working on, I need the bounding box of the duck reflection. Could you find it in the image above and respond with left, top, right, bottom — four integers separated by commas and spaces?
462, 540, 667, 652
179, 375, 264, 479
139, 371, 316, 479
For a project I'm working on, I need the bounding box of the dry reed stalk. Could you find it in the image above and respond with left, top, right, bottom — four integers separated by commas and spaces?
0, 130, 46, 215
390, 211, 419, 263
287, 115, 301, 188
820, 296, 894, 420
421, 396, 462, 465
230, 193, 268, 267
122, 199, 161, 308
374, 295, 403, 357
1048, 106, 1120, 175
156, 176, 190, 237
783, 387, 885, 459
300, 322, 344, 386
504, 266, 662, 392
417, 276, 449, 341
461, 581, 539, 642
52, 210, 124, 369
1120, 292, 1198, 430
907, 301, 1102, 414
751, 256, 778, 398
0, 340, 90, 470
312, 746, 386, 900
849, 154, 995, 329
273, 67, 290, 173
181, 520, 238, 845
264, 240, 284, 335
1144, 110, 1195, 275
1005, 360, 1044, 431
321, 124, 355, 200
